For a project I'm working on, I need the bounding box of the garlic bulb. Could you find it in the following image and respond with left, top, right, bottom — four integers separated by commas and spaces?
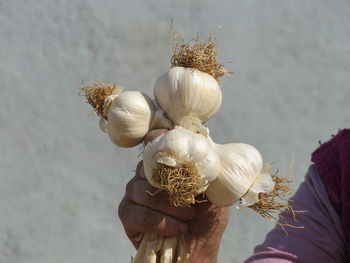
81, 82, 172, 147
154, 67, 222, 134
106, 91, 172, 147
205, 142, 274, 208
143, 126, 220, 206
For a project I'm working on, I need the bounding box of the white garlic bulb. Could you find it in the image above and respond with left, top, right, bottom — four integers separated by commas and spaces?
154, 67, 222, 134
143, 126, 220, 206
205, 142, 275, 208
105, 91, 172, 147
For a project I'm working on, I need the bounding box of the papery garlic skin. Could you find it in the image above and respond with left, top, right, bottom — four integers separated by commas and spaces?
206, 143, 274, 207
154, 67, 222, 133
106, 91, 172, 147
238, 164, 274, 209
143, 126, 220, 193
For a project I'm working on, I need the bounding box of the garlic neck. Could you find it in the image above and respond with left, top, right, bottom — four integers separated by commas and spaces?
172, 113, 209, 136
149, 109, 173, 131
103, 92, 120, 118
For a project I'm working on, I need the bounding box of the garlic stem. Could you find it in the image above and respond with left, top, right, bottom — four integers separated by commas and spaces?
144, 233, 159, 263
98, 117, 108, 133
161, 236, 178, 263
174, 113, 208, 136
176, 234, 189, 263
133, 233, 148, 263
149, 109, 173, 131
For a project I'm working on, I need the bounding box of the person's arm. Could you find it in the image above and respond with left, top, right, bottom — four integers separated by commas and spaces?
245, 165, 347, 263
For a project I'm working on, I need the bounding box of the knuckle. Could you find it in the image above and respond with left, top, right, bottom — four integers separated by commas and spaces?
157, 218, 178, 236
117, 199, 126, 221
181, 208, 196, 221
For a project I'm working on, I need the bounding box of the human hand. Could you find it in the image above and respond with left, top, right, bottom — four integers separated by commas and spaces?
118, 129, 230, 263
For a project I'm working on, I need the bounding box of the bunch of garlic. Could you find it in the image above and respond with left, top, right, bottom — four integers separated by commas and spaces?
82, 32, 290, 263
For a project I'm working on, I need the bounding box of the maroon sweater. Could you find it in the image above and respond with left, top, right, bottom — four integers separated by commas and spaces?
311, 129, 350, 261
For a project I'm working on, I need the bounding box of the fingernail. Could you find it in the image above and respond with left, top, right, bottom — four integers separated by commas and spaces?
179, 223, 188, 233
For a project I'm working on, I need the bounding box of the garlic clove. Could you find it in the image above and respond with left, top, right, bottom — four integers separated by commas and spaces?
156, 156, 178, 167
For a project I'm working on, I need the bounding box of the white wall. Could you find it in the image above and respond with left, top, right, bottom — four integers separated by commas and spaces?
1, 1, 349, 262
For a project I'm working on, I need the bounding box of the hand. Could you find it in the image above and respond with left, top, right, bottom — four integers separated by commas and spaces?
118, 129, 230, 263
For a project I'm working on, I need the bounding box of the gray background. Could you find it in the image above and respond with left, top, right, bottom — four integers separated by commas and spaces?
1, 0, 349, 262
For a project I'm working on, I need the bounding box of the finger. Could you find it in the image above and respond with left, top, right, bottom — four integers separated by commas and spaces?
126, 179, 196, 221
187, 201, 229, 239
118, 199, 188, 242
144, 129, 169, 145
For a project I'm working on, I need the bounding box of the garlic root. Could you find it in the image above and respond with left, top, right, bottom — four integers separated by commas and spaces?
152, 161, 204, 207
248, 173, 293, 219
81, 81, 120, 119
171, 32, 228, 80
